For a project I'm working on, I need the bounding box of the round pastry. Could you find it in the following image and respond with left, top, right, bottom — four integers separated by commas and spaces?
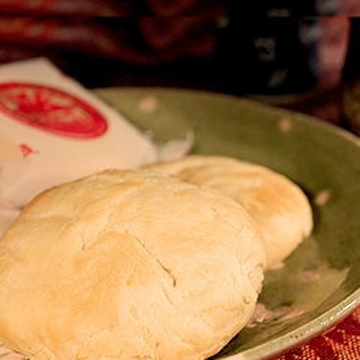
148, 155, 313, 268
0, 169, 266, 360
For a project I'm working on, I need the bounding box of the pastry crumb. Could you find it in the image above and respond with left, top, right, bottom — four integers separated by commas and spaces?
278, 118, 293, 132
246, 303, 305, 328
267, 261, 285, 271
138, 96, 159, 113
300, 270, 321, 283
246, 303, 275, 328
315, 189, 331, 206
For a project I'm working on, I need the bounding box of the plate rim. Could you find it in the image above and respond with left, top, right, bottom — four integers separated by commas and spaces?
224, 291, 360, 359
96, 86, 359, 149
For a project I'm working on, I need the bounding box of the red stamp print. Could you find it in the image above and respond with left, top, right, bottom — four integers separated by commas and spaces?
19, 143, 39, 158
0, 83, 108, 139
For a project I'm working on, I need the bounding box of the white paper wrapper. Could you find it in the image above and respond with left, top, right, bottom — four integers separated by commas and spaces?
0, 58, 195, 236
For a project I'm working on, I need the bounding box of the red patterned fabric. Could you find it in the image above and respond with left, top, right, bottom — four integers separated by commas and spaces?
272, 307, 360, 359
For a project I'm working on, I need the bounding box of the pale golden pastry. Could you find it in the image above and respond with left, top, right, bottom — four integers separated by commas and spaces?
148, 155, 313, 268
0, 169, 266, 360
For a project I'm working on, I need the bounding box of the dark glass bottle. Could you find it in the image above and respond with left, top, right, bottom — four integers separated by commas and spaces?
216, 4, 320, 96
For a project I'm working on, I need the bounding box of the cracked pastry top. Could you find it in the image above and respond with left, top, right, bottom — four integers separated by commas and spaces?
0, 169, 266, 360
147, 155, 313, 268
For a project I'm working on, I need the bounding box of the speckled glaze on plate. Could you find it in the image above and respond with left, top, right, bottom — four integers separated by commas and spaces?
96, 88, 360, 360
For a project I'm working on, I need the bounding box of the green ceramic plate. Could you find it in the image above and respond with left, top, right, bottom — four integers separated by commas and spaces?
96, 87, 360, 360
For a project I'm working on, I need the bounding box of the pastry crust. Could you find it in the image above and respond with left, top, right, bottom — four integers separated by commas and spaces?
148, 156, 313, 268
0, 169, 266, 360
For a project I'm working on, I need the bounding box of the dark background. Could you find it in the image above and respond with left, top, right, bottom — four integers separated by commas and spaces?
0, 0, 359, 133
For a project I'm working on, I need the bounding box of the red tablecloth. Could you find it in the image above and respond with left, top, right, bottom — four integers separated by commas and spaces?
272, 307, 360, 359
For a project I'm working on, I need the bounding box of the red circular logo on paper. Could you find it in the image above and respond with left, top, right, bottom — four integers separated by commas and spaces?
0, 82, 108, 139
